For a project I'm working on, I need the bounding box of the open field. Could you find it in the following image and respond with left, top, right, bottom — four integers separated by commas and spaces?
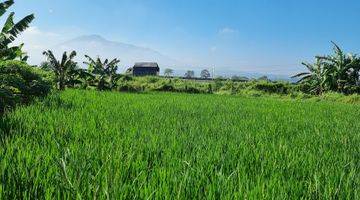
0, 90, 360, 199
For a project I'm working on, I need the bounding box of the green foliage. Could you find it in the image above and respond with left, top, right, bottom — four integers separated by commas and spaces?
294, 42, 360, 94
116, 76, 213, 94
0, 90, 359, 198
155, 82, 176, 92
200, 69, 211, 79
184, 70, 195, 78
84, 55, 121, 90
214, 77, 224, 90
0, 60, 51, 113
231, 75, 249, 82
0, 0, 34, 61
110, 76, 360, 103
252, 81, 291, 94
43, 50, 82, 90
164, 68, 174, 77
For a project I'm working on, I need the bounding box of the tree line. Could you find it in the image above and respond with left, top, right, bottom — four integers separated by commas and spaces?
164, 68, 212, 79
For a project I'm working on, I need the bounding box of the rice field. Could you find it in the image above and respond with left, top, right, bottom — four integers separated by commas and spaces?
0, 90, 359, 199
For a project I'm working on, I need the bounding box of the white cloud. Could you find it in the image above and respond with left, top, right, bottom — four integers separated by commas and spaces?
218, 27, 238, 35
14, 26, 80, 65
14, 27, 65, 64
22, 26, 60, 37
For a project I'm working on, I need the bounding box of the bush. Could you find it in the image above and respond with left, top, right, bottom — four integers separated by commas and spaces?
253, 81, 292, 94
117, 82, 143, 92
343, 86, 360, 95
178, 85, 201, 94
0, 60, 51, 114
155, 83, 176, 92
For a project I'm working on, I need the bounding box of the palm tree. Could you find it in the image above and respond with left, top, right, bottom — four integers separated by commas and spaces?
43, 50, 78, 90
0, 0, 34, 60
84, 55, 120, 90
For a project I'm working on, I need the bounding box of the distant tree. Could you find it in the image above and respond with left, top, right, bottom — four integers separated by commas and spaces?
184, 70, 195, 78
43, 50, 78, 90
200, 69, 211, 79
258, 76, 270, 81
164, 68, 174, 77
231, 75, 249, 82
0, 0, 34, 61
215, 76, 225, 80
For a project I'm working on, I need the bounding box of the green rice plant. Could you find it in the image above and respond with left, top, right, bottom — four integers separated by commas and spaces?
0, 90, 359, 199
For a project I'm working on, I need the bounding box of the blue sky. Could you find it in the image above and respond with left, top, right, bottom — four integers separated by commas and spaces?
12, 0, 360, 75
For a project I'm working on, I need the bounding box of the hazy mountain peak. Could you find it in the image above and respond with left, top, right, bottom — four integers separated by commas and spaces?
53, 34, 185, 71
72, 34, 108, 42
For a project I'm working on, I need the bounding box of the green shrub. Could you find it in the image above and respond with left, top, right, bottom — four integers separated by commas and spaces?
155, 83, 176, 92
0, 60, 51, 113
145, 76, 160, 83
343, 86, 360, 95
214, 78, 224, 90
180, 85, 201, 94
117, 82, 143, 92
253, 81, 292, 94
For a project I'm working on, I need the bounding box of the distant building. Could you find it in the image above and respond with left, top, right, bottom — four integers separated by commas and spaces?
132, 62, 160, 76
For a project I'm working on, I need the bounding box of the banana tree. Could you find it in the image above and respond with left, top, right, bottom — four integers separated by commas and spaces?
293, 42, 360, 94
316, 42, 360, 92
43, 50, 78, 90
292, 58, 326, 94
0, 0, 34, 60
84, 55, 120, 90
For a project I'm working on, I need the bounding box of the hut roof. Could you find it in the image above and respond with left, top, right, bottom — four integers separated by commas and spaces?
133, 62, 159, 68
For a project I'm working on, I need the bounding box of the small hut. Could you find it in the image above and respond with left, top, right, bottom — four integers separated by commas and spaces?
132, 62, 160, 76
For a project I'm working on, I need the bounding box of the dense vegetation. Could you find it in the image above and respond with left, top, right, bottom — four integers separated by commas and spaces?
37, 42, 360, 99
0, 0, 51, 114
0, 0, 34, 61
0, 60, 50, 113
1, 90, 359, 199
293, 42, 360, 95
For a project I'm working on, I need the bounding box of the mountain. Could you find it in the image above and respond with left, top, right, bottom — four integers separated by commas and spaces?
53, 35, 185, 72
22, 33, 294, 80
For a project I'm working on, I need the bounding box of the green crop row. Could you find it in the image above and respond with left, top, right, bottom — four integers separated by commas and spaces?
0, 90, 359, 199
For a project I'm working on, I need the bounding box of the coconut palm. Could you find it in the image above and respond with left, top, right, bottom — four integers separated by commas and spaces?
43, 50, 78, 90
0, 0, 34, 60
84, 55, 121, 90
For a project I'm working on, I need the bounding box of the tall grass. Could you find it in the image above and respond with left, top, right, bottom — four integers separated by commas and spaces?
0, 90, 359, 199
